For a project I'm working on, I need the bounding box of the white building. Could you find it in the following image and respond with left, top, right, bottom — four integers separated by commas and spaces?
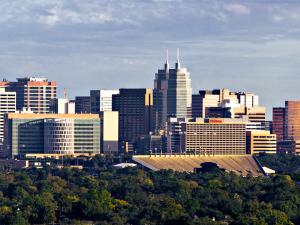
90, 89, 119, 112
237, 92, 259, 108
44, 118, 75, 154
50, 98, 75, 114
0, 88, 16, 145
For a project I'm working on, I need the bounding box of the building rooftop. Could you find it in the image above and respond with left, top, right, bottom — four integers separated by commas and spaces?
7, 113, 100, 119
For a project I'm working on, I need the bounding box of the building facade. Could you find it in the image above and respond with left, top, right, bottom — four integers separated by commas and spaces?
153, 56, 192, 130
191, 89, 263, 121
0, 88, 16, 157
4, 113, 100, 158
50, 98, 75, 114
75, 96, 91, 113
246, 131, 277, 154
90, 89, 119, 113
100, 111, 119, 153
4, 77, 56, 113
112, 88, 153, 151
0, 88, 16, 147
182, 119, 247, 155
272, 107, 285, 141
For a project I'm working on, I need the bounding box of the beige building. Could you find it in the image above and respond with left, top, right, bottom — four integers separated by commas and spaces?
192, 89, 263, 121
182, 118, 247, 155
233, 106, 266, 123
246, 131, 277, 154
101, 111, 119, 153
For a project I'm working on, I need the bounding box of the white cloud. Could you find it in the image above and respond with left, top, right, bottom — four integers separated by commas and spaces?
223, 3, 251, 15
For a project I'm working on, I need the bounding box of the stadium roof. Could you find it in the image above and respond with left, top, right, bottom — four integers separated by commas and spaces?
133, 155, 264, 176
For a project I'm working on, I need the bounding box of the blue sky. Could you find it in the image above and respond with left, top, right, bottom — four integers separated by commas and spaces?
1, 0, 300, 117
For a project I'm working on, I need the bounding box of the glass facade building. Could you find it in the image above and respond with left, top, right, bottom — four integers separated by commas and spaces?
153, 59, 192, 130
4, 113, 100, 158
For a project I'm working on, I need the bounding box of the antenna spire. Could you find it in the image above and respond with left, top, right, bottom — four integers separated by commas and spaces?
164, 48, 169, 71
176, 48, 181, 69
64, 88, 67, 99
166, 48, 169, 64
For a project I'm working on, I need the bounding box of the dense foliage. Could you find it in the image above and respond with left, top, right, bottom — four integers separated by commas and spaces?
257, 154, 300, 180
0, 155, 299, 225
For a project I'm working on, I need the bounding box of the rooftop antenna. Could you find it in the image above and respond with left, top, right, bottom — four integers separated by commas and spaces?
176, 48, 181, 69
64, 88, 67, 99
165, 48, 169, 71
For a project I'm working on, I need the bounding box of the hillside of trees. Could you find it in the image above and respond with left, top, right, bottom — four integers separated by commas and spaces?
0, 155, 299, 225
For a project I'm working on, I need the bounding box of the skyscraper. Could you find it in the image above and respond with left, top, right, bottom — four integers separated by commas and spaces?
273, 101, 300, 155
90, 89, 119, 113
5, 77, 56, 113
153, 50, 192, 130
272, 107, 285, 141
112, 88, 153, 151
285, 101, 300, 142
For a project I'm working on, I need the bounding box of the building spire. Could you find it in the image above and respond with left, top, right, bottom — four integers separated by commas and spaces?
164, 48, 169, 71
176, 48, 181, 69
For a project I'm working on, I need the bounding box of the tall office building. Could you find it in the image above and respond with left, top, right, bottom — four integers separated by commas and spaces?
75, 96, 91, 113
0, 88, 16, 155
90, 89, 119, 113
273, 101, 300, 155
4, 77, 56, 113
153, 51, 192, 129
112, 88, 153, 151
285, 101, 300, 141
272, 107, 285, 141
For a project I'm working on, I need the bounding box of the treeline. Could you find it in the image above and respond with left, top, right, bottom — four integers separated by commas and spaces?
0, 155, 299, 225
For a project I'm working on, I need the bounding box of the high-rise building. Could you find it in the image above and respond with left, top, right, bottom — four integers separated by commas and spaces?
272, 107, 285, 141
153, 51, 192, 129
112, 88, 153, 151
4, 77, 56, 113
0, 88, 16, 155
75, 96, 91, 113
272, 101, 300, 155
285, 101, 300, 141
90, 89, 119, 113
50, 98, 75, 114
4, 113, 100, 158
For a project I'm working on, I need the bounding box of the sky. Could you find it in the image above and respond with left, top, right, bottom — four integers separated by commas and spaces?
1, 0, 300, 118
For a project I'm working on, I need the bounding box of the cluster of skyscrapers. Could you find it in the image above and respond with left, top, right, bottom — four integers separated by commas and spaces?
0, 54, 299, 159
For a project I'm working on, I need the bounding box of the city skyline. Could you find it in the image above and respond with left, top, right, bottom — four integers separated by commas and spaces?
1, 1, 300, 118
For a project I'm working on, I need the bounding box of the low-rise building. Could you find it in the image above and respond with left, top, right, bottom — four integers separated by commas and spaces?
4, 113, 101, 158
246, 130, 277, 154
